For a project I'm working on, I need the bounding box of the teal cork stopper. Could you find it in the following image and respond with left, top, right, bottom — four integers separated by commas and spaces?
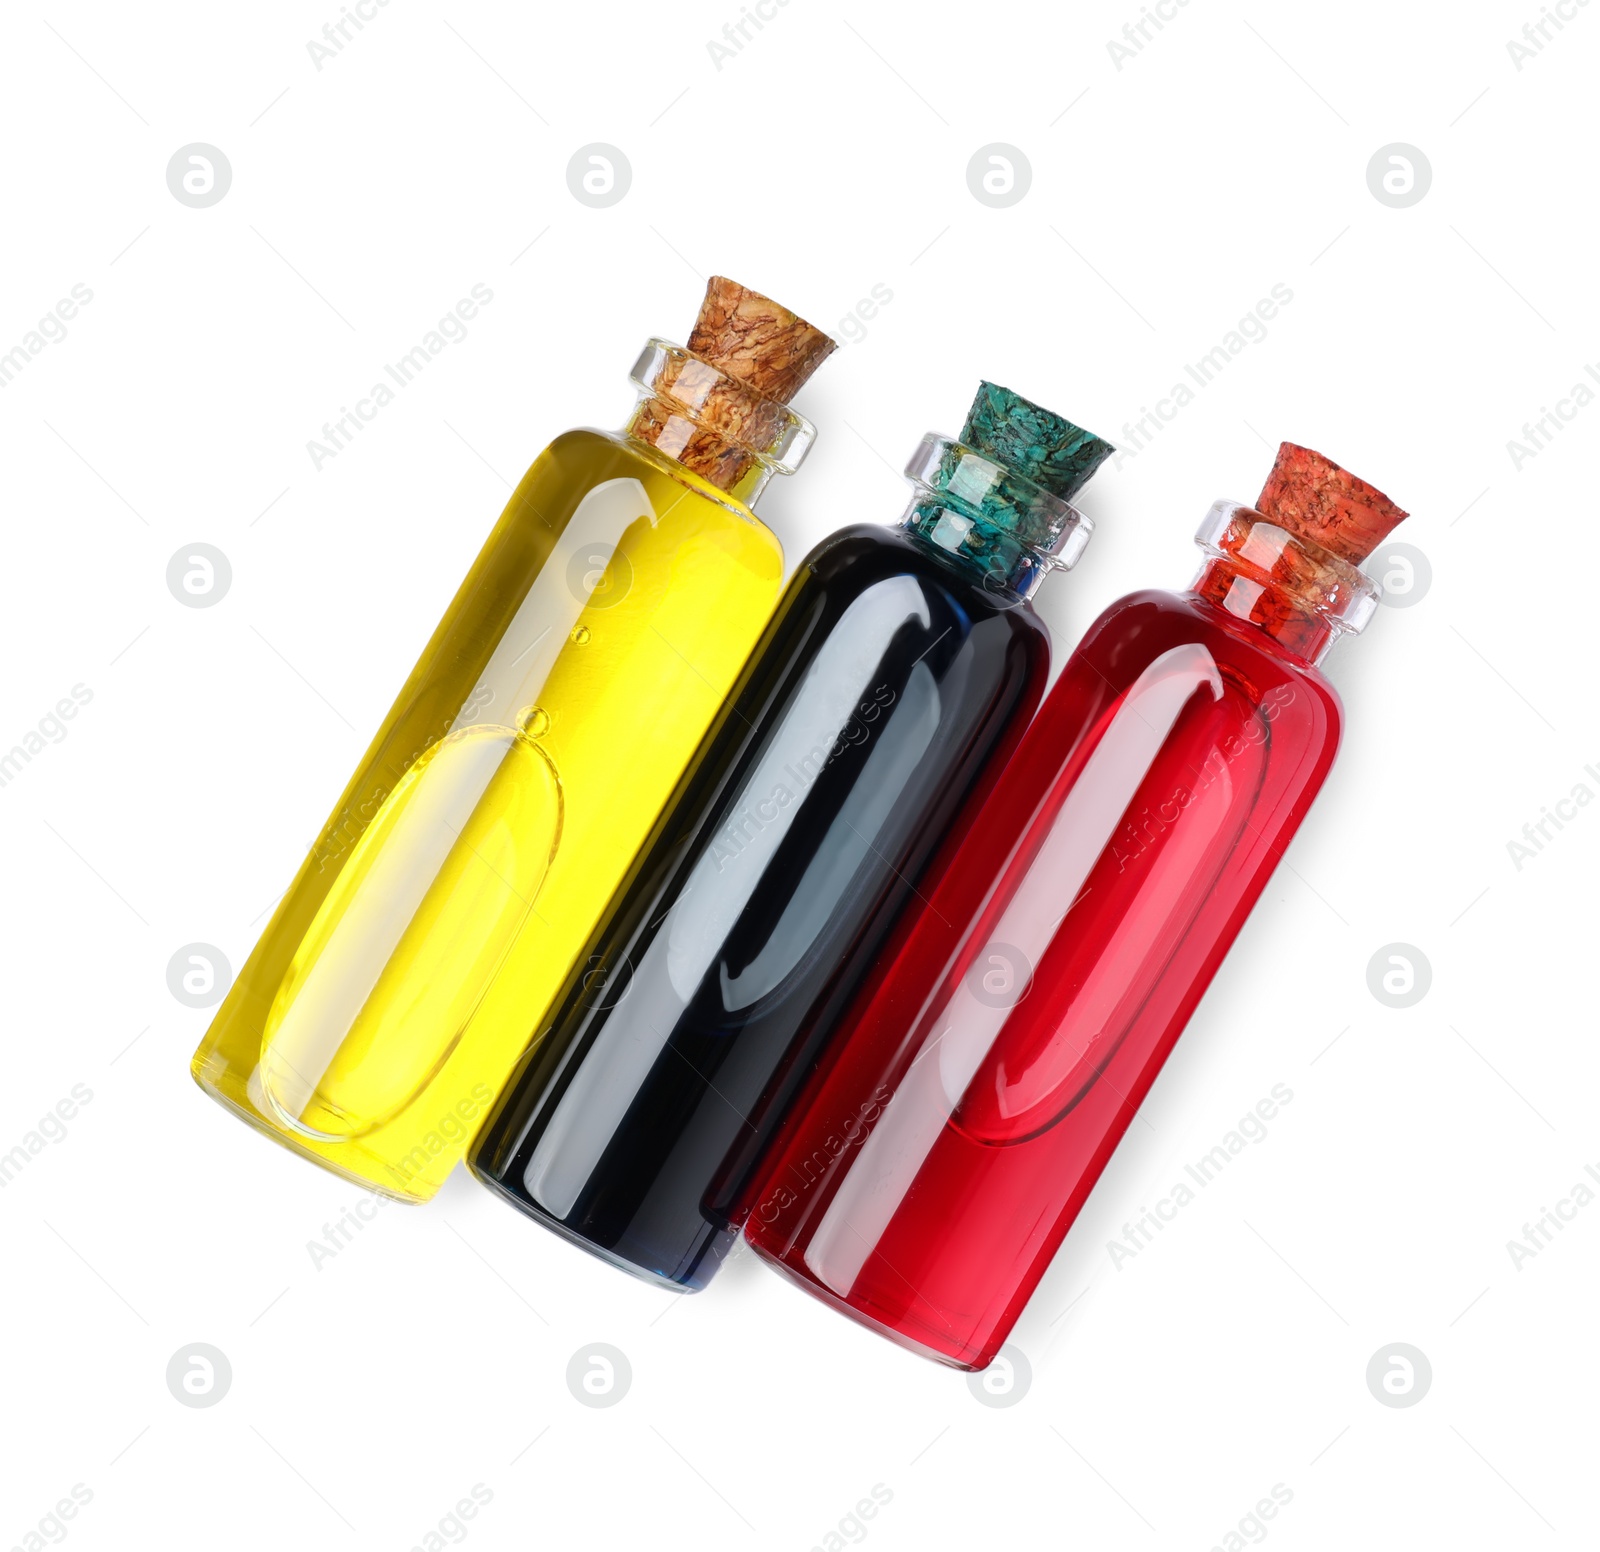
959, 381, 1114, 504
900, 382, 1113, 596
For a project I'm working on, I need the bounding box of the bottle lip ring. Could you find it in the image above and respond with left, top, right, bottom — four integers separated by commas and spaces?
1197, 499, 1382, 635
629, 338, 816, 474
904, 433, 1095, 571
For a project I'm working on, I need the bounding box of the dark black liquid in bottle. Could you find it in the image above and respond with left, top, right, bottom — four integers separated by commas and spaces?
470, 523, 1048, 1288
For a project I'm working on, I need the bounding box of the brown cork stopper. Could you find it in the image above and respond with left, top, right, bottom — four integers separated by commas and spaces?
1255, 443, 1408, 565
631, 277, 835, 491
688, 276, 836, 403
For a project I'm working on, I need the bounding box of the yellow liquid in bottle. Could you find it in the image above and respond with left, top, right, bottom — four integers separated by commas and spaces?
191, 429, 784, 1199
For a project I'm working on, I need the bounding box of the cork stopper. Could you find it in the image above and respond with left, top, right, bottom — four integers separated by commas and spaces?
688, 276, 835, 404
960, 382, 1114, 503
901, 384, 1111, 597
629, 277, 835, 493
1255, 442, 1408, 565
1193, 444, 1405, 661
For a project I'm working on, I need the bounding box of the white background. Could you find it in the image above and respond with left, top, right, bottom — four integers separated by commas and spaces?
1, 0, 1595, 1547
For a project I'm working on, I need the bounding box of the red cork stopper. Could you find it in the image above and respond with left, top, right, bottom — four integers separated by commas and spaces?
631, 277, 835, 492
1255, 442, 1408, 564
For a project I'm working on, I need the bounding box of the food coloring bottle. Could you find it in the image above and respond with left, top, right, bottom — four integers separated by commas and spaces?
470, 384, 1113, 1287
744, 443, 1407, 1367
191, 278, 834, 1201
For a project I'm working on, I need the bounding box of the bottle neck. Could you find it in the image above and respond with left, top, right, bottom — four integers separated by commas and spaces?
1188, 501, 1380, 666
898, 433, 1093, 603
621, 340, 814, 506
901, 503, 1050, 600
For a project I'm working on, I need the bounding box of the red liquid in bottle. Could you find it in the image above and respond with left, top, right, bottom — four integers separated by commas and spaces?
744, 450, 1406, 1369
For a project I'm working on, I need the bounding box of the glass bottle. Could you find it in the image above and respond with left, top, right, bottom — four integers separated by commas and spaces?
469, 384, 1115, 1288
191, 278, 834, 1202
743, 443, 1408, 1368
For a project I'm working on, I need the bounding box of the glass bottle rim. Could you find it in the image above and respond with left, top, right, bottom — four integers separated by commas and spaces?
1196, 498, 1382, 638
904, 432, 1095, 573
629, 338, 816, 475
